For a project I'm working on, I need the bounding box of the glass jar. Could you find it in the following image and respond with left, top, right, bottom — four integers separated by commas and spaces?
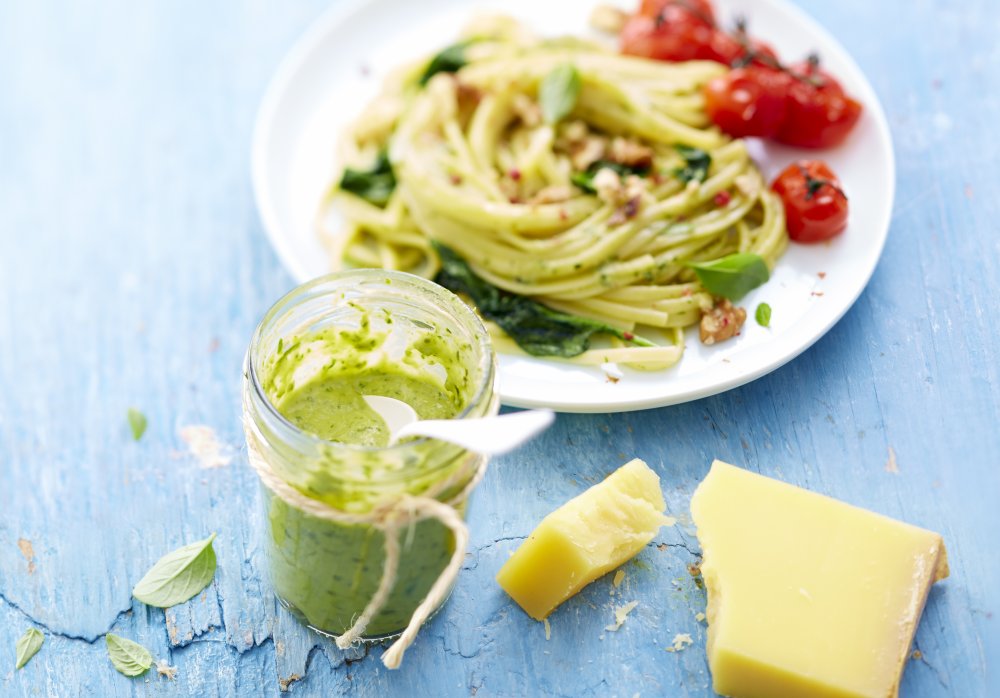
242, 270, 497, 640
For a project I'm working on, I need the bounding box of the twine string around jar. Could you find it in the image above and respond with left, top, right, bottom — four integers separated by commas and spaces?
244, 425, 485, 670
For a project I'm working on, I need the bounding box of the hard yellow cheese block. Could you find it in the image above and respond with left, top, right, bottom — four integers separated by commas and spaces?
691, 460, 949, 698
496, 458, 669, 620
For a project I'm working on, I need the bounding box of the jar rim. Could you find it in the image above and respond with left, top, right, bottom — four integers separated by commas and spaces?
245, 268, 496, 455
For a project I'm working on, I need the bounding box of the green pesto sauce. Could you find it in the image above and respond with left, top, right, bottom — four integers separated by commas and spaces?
260, 309, 478, 638
277, 372, 456, 447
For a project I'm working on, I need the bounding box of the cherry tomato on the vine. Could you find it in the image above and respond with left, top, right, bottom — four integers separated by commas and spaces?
773, 60, 863, 148
620, 11, 715, 62
771, 160, 849, 242
637, 0, 716, 23
703, 67, 792, 138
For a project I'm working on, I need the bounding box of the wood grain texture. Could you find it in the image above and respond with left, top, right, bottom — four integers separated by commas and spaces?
0, 0, 996, 696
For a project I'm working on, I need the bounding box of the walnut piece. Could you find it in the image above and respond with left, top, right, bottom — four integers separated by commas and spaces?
528, 185, 575, 205
512, 93, 542, 127
608, 137, 654, 170
699, 299, 747, 345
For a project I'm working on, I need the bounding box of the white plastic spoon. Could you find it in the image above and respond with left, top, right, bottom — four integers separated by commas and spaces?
362, 395, 554, 455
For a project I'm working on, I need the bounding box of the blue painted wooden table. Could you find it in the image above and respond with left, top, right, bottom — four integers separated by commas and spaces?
1, 1, 997, 695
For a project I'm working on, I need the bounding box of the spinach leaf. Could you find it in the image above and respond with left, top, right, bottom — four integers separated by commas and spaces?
15, 628, 43, 670
539, 64, 581, 124
419, 42, 469, 85
106, 634, 152, 677
338, 151, 396, 207
673, 145, 711, 183
755, 302, 772, 327
132, 533, 217, 608
434, 244, 651, 357
127, 407, 147, 441
688, 253, 769, 301
571, 160, 650, 194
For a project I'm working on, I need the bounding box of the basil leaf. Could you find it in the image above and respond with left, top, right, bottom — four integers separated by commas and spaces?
338, 151, 396, 207
539, 64, 581, 125
689, 253, 769, 301
755, 302, 772, 327
132, 533, 217, 608
434, 244, 652, 357
419, 42, 468, 85
106, 634, 152, 677
15, 628, 43, 670
674, 145, 711, 183
571, 160, 649, 194
127, 407, 147, 441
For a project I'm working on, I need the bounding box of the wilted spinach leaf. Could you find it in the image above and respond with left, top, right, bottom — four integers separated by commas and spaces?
434, 244, 651, 357
338, 151, 396, 207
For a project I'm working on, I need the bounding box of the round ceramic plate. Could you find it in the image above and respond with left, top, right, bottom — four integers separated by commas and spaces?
252, 0, 894, 413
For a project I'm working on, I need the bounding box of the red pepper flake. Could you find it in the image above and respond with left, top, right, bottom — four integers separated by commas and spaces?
559, 209, 568, 221
811, 291, 825, 297
714, 190, 732, 207
623, 331, 635, 341
449, 174, 462, 185
509, 168, 522, 181
682, 288, 693, 297
509, 196, 521, 204
817, 271, 827, 279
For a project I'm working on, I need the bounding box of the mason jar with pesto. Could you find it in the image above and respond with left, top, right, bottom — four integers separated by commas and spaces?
242, 270, 497, 646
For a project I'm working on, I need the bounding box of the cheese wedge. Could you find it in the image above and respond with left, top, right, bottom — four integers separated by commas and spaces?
691, 460, 949, 698
496, 458, 669, 620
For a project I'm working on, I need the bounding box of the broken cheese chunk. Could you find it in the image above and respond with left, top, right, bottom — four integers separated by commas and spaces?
496, 458, 669, 620
692, 460, 949, 698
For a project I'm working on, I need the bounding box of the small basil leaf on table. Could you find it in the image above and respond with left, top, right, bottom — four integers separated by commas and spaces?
127, 407, 147, 441
419, 42, 469, 85
132, 533, 217, 608
106, 634, 152, 677
434, 243, 652, 357
674, 145, 711, 183
15, 627, 44, 670
539, 64, 581, 124
755, 302, 772, 327
338, 151, 396, 207
688, 253, 769, 301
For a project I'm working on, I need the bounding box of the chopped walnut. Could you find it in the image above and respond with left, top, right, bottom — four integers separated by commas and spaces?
455, 79, 483, 110
571, 136, 607, 171
699, 299, 747, 345
608, 137, 654, 170
589, 4, 628, 33
608, 196, 642, 225
527, 185, 575, 205
512, 93, 542, 127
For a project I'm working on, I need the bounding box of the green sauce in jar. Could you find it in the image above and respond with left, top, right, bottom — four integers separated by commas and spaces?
243, 271, 496, 639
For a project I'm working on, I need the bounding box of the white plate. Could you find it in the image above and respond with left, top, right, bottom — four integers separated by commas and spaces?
252, 0, 894, 413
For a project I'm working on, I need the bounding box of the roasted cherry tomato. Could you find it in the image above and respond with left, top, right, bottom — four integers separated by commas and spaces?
620, 12, 715, 62
771, 160, 849, 242
703, 67, 792, 138
707, 26, 778, 67
637, 0, 716, 23
773, 59, 863, 148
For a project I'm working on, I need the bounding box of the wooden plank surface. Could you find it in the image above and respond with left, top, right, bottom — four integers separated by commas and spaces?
0, 0, 997, 695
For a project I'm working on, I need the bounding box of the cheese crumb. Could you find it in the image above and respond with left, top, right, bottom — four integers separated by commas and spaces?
180, 425, 233, 469
155, 659, 178, 680
695, 612, 706, 623
665, 633, 694, 653
605, 600, 639, 632
613, 570, 626, 589
543, 618, 551, 641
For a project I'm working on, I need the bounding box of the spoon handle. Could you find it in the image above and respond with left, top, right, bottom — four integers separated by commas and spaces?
393, 409, 555, 455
